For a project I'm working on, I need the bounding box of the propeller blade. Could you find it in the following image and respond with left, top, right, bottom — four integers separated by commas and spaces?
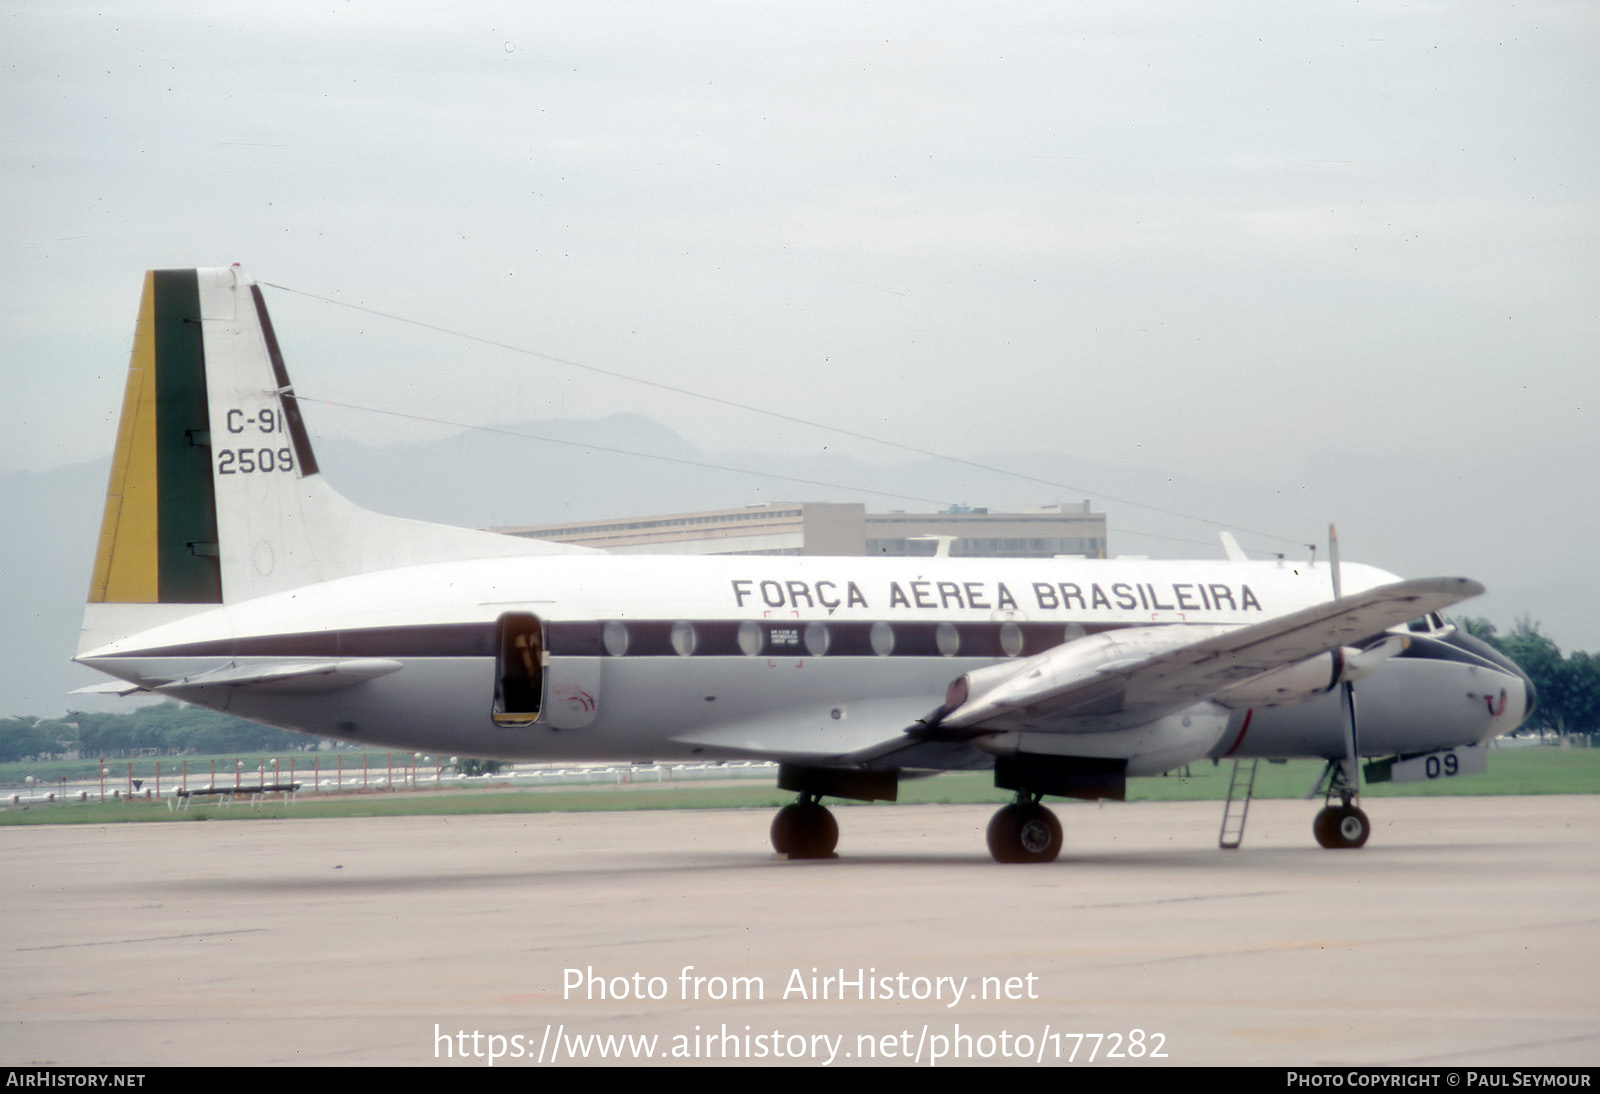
1329, 522, 1343, 601
1339, 679, 1361, 793
1340, 633, 1411, 683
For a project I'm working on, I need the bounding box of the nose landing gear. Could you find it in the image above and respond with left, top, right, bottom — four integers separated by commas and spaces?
1313, 666, 1373, 850
1312, 756, 1371, 849
1313, 800, 1371, 849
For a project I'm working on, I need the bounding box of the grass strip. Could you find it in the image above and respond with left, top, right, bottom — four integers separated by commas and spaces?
2, 749, 1594, 826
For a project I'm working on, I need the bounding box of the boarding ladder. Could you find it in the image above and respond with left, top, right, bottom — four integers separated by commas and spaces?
1217, 758, 1259, 850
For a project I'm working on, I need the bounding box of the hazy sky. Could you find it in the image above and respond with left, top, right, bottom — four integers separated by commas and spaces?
0, 2, 1597, 715
4, 3, 1596, 537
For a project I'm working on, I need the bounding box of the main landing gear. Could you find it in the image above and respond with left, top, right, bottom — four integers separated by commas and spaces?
770, 794, 838, 859
768, 764, 896, 859
766, 763, 1069, 863
1311, 759, 1371, 850
986, 793, 1063, 864
769, 790, 1067, 863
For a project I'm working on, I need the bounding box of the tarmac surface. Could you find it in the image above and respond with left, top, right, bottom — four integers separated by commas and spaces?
3, 795, 1597, 1067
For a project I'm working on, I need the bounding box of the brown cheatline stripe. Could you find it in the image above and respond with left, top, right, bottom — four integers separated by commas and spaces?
108, 619, 1136, 660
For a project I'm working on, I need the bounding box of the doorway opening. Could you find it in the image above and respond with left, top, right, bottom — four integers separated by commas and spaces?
493, 612, 544, 726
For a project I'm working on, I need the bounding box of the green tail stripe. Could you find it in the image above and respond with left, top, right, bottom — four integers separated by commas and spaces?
152, 269, 222, 603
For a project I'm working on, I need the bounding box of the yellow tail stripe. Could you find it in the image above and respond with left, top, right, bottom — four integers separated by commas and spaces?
89, 272, 162, 603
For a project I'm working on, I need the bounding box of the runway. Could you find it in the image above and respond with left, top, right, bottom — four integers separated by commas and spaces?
3, 796, 1596, 1067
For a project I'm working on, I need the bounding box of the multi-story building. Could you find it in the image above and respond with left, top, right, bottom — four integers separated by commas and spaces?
494, 501, 1106, 558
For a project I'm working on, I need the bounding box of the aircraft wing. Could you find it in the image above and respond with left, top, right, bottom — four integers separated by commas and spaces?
934, 576, 1484, 734
684, 576, 1484, 771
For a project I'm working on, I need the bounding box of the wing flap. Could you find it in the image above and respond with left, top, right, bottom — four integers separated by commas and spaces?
671, 696, 936, 762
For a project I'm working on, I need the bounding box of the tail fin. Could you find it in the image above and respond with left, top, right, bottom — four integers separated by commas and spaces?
83, 266, 582, 650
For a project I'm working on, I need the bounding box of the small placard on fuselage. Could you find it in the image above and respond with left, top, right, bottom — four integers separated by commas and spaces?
1379, 745, 1489, 784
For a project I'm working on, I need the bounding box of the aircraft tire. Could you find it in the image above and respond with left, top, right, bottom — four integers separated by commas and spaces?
772, 802, 837, 858
770, 805, 797, 855
987, 803, 1063, 864
1313, 805, 1371, 849
1313, 806, 1339, 847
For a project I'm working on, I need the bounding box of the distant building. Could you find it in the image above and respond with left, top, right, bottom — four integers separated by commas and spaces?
493, 501, 1107, 558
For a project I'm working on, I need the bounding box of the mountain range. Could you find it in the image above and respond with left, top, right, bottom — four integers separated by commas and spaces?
2, 413, 1587, 717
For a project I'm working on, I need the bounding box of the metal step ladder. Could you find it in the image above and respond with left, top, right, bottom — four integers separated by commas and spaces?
1218, 758, 1259, 850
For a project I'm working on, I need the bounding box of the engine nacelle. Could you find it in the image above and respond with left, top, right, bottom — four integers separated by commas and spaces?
1218, 651, 1342, 707
1219, 633, 1409, 708
940, 627, 1412, 724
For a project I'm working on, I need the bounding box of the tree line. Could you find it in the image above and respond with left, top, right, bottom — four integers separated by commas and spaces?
0, 704, 313, 764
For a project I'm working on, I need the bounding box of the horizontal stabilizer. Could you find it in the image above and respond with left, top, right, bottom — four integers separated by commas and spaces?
155, 658, 403, 694
70, 680, 151, 697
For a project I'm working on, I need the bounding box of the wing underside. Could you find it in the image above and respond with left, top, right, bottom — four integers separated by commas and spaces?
847, 576, 1484, 767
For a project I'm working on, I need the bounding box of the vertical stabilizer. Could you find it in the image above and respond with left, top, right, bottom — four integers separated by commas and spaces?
82, 266, 586, 653
90, 270, 222, 605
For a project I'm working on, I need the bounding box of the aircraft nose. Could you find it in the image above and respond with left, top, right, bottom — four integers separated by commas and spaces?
1496, 652, 1538, 729
1492, 666, 1537, 735
1448, 631, 1537, 732
1517, 668, 1538, 725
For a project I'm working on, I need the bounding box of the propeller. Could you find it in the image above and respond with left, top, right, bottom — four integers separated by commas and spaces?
1329, 522, 1343, 601
1330, 523, 1361, 800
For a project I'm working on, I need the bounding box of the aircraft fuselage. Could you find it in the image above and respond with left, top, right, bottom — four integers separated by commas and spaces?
81, 553, 1529, 770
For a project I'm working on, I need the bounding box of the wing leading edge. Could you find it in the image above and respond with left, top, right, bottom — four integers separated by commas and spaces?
937, 576, 1483, 734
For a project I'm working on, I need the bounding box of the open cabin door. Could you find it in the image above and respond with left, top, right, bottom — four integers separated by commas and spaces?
492, 612, 601, 730
493, 612, 545, 726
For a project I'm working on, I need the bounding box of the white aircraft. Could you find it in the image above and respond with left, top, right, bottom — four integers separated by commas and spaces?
77, 267, 1535, 862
